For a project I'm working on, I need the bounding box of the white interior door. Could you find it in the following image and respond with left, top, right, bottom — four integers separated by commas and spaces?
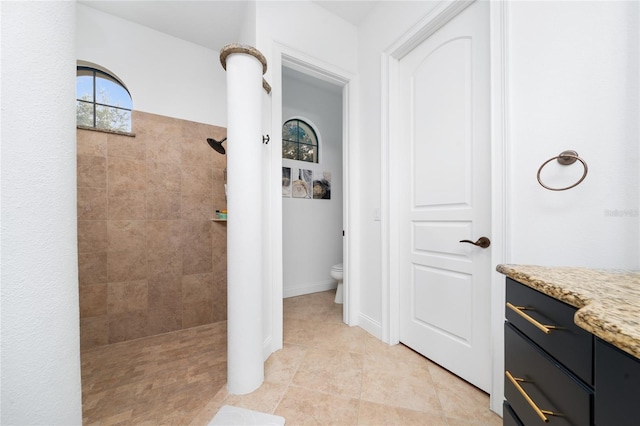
398, 0, 491, 392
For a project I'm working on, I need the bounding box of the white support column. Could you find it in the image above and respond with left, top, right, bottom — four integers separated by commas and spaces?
220, 44, 268, 395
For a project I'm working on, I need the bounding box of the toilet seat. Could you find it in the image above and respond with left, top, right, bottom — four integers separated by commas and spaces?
331, 263, 343, 272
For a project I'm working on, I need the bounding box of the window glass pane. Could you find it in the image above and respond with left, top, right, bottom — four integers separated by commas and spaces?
282, 121, 298, 142
96, 105, 132, 132
76, 71, 93, 102
96, 74, 132, 109
283, 140, 298, 160
295, 125, 308, 144
76, 100, 94, 127
299, 144, 316, 162
297, 121, 316, 146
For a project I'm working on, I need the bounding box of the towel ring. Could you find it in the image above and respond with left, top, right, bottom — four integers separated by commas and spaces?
537, 150, 588, 191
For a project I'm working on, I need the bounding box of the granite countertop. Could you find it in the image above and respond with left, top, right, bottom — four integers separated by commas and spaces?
496, 264, 640, 360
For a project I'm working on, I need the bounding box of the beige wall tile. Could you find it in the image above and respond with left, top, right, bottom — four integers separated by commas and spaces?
182, 273, 213, 304
107, 249, 147, 282
146, 135, 181, 165
147, 249, 182, 281
181, 192, 212, 220
148, 274, 182, 334
211, 274, 227, 323
78, 220, 108, 253
147, 161, 181, 192
182, 220, 212, 274
78, 187, 108, 220
108, 189, 146, 220
147, 220, 182, 254
77, 155, 107, 188
78, 110, 227, 347
211, 244, 227, 277
182, 166, 212, 195
108, 157, 146, 191
183, 300, 214, 328
80, 283, 108, 318
107, 280, 148, 314
77, 129, 107, 156
108, 220, 146, 252
146, 191, 181, 220
78, 251, 108, 286
80, 315, 108, 349
107, 133, 145, 160
108, 310, 149, 343
181, 133, 214, 166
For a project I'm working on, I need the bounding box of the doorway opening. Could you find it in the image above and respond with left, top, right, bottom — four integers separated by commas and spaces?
281, 65, 345, 321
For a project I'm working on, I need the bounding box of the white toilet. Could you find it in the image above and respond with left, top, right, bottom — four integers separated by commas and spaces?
330, 263, 344, 304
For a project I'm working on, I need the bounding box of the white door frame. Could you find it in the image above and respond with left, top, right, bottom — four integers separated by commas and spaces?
380, 0, 509, 414
268, 43, 360, 354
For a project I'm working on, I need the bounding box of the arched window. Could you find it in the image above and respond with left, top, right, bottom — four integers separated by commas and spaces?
282, 118, 319, 163
76, 66, 132, 133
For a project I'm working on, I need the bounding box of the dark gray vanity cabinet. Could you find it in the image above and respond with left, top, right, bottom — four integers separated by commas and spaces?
594, 338, 640, 426
504, 278, 594, 425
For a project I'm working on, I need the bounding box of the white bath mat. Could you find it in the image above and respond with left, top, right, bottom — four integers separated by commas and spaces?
208, 405, 285, 426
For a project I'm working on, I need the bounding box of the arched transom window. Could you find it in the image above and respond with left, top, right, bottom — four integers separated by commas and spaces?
76, 66, 132, 133
282, 118, 319, 163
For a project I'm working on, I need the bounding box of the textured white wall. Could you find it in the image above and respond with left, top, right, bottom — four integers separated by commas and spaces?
508, 1, 639, 268
256, 1, 358, 78
76, 3, 227, 126
1, 2, 83, 424
357, 1, 442, 333
282, 71, 343, 297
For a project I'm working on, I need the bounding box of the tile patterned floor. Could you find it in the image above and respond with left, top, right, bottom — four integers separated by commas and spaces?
81, 290, 502, 425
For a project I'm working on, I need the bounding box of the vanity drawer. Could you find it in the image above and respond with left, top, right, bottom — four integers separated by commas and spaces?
506, 278, 593, 385
503, 401, 523, 426
505, 323, 593, 425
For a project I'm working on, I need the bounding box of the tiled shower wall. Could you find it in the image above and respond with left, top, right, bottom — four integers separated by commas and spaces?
77, 111, 227, 349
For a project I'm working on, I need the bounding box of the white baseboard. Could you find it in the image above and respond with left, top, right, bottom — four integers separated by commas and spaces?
283, 280, 337, 298
357, 312, 382, 340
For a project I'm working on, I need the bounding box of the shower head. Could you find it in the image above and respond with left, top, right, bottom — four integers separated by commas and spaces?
206, 137, 227, 155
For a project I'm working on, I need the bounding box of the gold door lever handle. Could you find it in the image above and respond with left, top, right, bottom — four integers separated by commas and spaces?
459, 237, 491, 248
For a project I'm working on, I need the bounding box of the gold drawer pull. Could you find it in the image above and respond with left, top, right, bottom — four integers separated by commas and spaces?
505, 370, 558, 423
506, 302, 557, 334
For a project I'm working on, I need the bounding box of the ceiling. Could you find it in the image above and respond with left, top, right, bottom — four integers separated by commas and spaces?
78, 1, 379, 52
